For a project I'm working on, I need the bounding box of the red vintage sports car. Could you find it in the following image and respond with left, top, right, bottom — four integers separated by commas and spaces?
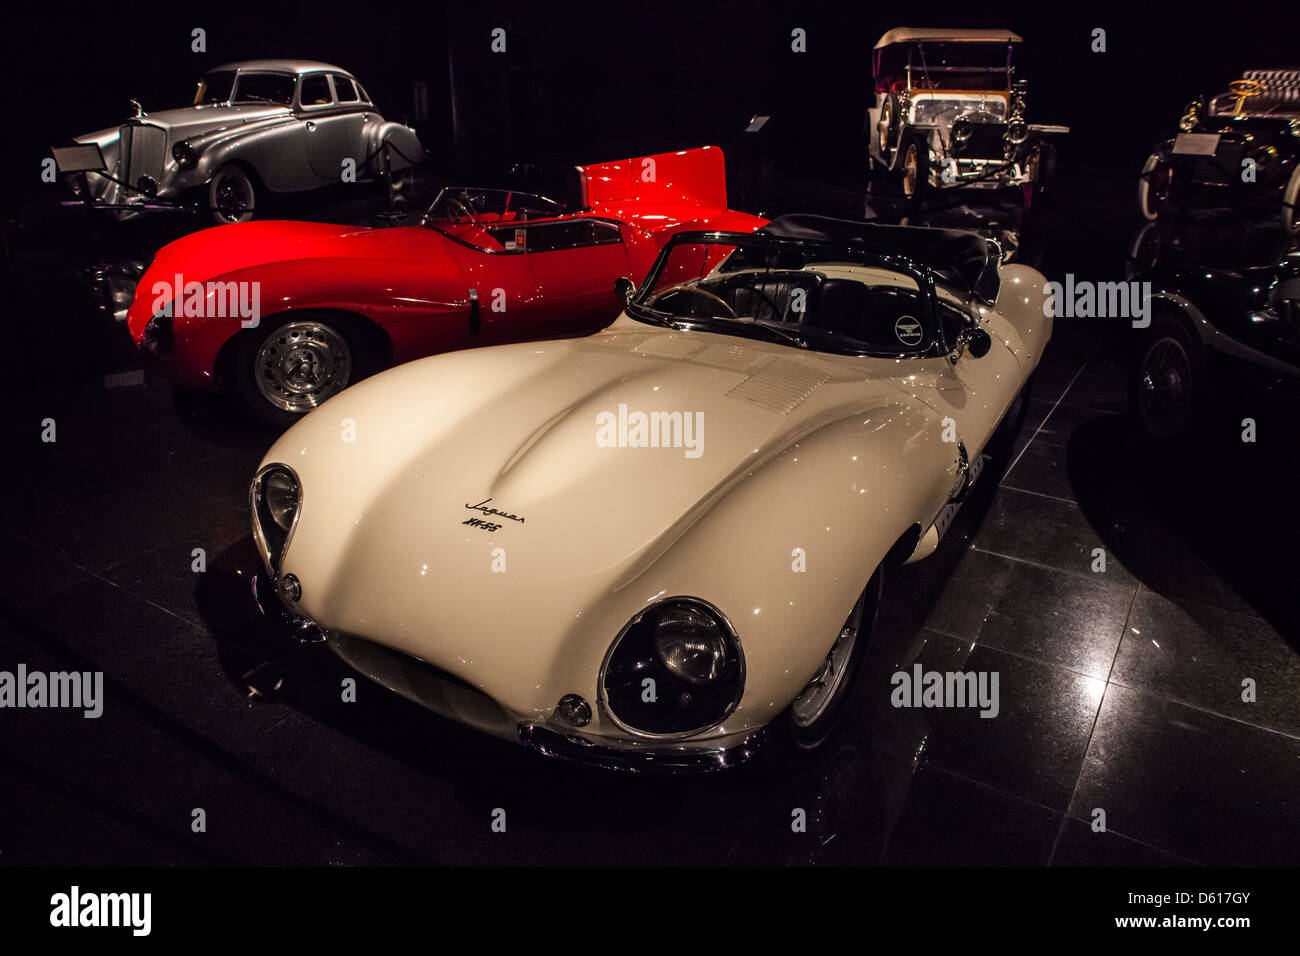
126, 146, 766, 425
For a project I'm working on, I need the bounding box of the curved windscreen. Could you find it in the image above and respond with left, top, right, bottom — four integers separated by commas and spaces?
630, 235, 947, 358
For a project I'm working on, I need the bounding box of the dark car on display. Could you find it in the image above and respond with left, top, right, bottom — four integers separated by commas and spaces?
1130, 220, 1300, 440
1138, 69, 1300, 233
50, 59, 423, 224
867, 27, 1068, 202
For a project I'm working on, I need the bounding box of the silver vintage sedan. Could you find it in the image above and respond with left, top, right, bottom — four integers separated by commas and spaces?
53, 59, 423, 223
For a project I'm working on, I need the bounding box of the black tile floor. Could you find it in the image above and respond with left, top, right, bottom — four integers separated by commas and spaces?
1, 176, 1296, 867
2, 325, 1295, 866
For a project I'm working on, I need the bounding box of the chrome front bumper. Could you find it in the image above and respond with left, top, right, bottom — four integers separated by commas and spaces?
517, 723, 764, 773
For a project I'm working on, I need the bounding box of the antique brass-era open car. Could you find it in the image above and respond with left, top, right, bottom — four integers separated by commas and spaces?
1138, 69, 1300, 234
867, 28, 1068, 202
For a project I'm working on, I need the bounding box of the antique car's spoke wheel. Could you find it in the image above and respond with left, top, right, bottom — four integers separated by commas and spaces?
1282, 166, 1300, 235
1139, 338, 1193, 439
1138, 153, 1171, 221
903, 142, 921, 198
209, 165, 257, 224
254, 320, 353, 413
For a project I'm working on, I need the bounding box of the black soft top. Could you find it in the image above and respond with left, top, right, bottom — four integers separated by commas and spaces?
759, 214, 1001, 302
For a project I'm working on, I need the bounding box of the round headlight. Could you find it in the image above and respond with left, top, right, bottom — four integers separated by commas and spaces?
263, 470, 300, 531
251, 464, 301, 574
653, 604, 731, 684
172, 141, 196, 168
1005, 121, 1028, 145
601, 598, 743, 737
951, 118, 973, 145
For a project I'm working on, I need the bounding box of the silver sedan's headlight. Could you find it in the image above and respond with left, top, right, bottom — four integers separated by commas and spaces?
251, 463, 301, 575
600, 598, 743, 737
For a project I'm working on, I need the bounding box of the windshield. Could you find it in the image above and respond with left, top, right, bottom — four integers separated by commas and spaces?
630, 237, 946, 358
231, 72, 295, 106
421, 187, 568, 251
881, 42, 1014, 92
196, 71, 236, 105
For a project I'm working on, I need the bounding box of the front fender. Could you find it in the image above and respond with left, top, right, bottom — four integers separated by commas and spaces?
560, 394, 959, 743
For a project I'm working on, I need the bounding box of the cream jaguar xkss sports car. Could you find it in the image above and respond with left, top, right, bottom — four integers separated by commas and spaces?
249, 215, 1052, 771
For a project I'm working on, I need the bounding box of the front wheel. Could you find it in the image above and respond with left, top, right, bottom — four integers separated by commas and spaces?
230, 313, 373, 428
774, 569, 882, 753
902, 138, 929, 201
208, 164, 258, 224
1282, 164, 1300, 235
1022, 143, 1056, 208
1131, 317, 1203, 441
1137, 151, 1172, 221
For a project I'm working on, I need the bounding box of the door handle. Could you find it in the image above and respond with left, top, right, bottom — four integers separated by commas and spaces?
305, 121, 317, 131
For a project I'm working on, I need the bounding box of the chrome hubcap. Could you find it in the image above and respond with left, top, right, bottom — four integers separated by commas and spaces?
254, 321, 352, 413
791, 593, 866, 727
1141, 338, 1191, 438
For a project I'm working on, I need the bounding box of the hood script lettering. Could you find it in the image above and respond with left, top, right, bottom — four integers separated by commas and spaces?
465, 499, 525, 524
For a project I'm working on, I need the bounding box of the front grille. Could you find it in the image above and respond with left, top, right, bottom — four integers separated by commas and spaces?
1181, 143, 1244, 186
118, 123, 167, 196
327, 632, 514, 737
955, 124, 1006, 160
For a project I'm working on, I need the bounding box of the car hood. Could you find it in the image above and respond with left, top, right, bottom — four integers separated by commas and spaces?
76, 104, 293, 145
268, 321, 923, 718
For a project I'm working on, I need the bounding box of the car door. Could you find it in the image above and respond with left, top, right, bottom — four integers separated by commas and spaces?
487, 218, 636, 341
298, 73, 365, 182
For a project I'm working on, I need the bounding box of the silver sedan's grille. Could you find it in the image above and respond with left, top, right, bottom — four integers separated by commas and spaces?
118, 122, 167, 194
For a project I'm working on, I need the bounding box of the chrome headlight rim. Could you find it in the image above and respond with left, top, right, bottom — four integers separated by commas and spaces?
172, 141, 197, 169
598, 596, 745, 741
250, 462, 302, 577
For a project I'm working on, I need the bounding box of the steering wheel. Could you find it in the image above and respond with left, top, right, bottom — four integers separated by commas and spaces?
1228, 79, 1265, 115
445, 196, 482, 229
649, 285, 738, 318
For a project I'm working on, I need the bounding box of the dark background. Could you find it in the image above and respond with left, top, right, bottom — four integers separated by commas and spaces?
3, 0, 1293, 210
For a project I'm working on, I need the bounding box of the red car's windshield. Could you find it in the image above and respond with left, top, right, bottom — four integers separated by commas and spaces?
422, 187, 569, 251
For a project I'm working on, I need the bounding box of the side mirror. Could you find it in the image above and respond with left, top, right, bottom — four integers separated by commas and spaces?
614, 276, 635, 304
965, 326, 992, 359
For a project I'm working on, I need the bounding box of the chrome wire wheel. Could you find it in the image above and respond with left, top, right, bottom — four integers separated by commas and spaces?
791, 591, 868, 728
1139, 336, 1193, 439
253, 320, 353, 413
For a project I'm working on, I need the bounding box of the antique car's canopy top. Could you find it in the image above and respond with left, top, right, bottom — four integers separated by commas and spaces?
758, 215, 1000, 302
874, 28, 1022, 49
208, 59, 349, 75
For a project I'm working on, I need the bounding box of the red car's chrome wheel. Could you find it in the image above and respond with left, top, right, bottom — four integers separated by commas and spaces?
253, 320, 354, 414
